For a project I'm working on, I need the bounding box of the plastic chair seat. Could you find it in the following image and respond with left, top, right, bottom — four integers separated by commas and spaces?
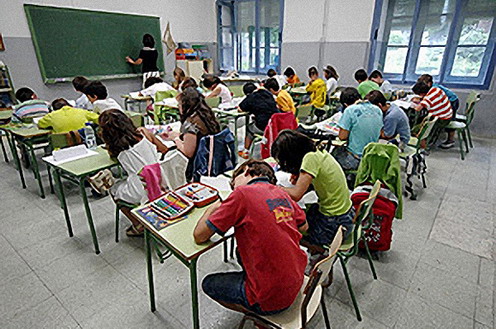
399, 145, 416, 158
447, 121, 466, 129
408, 136, 418, 146
259, 276, 322, 329
339, 225, 361, 251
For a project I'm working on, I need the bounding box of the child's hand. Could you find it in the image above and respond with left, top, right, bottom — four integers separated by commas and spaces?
290, 174, 299, 185
160, 131, 179, 141
125, 56, 133, 63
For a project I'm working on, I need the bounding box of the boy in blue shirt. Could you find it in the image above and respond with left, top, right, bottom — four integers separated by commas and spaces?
334, 87, 383, 171
366, 90, 410, 150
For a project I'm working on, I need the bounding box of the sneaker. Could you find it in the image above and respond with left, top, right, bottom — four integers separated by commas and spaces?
439, 140, 455, 149
237, 150, 249, 159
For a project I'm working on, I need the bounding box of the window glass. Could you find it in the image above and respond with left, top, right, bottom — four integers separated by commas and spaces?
451, 46, 485, 76
384, 47, 408, 73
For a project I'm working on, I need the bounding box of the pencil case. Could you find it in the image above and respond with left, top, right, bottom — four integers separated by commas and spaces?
149, 191, 194, 220
174, 182, 219, 207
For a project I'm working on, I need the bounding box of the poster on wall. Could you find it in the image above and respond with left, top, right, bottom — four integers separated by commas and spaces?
0, 34, 5, 51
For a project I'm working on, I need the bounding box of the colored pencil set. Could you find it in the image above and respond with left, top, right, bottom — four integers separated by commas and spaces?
150, 192, 193, 219
176, 183, 219, 207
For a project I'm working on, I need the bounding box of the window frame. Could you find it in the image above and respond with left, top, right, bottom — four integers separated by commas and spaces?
217, 0, 284, 74
369, 0, 496, 89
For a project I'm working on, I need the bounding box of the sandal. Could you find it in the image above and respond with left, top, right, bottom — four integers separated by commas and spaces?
126, 224, 144, 237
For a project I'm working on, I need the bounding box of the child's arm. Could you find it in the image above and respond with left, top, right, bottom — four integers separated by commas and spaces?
338, 128, 349, 141
205, 85, 221, 98
174, 133, 197, 158
283, 171, 313, 202
193, 200, 222, 243
125, 56, 143, 65
137, 127, 169, 154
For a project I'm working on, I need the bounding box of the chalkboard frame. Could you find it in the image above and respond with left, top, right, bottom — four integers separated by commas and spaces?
24, 4, 165, 84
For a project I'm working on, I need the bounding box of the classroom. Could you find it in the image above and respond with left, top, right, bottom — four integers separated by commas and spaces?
0, 0, 495, 328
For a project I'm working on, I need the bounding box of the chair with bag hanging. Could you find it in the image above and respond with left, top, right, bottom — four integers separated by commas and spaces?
238, 226, 344, 329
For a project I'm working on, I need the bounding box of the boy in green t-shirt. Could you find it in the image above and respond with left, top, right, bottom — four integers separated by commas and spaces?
271, 130, 354, 251
355, 69, 380, 98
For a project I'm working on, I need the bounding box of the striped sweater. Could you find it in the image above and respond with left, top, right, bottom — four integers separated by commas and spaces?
420, 87, 453, 120
12, 100, 50, 123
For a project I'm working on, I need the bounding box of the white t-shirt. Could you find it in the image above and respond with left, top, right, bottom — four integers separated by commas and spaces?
74, 93, 93, 110
216, 84, 233, 104
93, 98, 123, 114
140, 82, 175, 98
380, 80, 393, 94
326, 77, 338, 96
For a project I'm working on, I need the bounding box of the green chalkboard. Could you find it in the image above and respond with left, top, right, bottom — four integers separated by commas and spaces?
24, 4, 165, 84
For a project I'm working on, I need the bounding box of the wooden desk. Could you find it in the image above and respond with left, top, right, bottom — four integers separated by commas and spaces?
43, 147, 119, 254
132, 192, 231, 329
0, 123, 51, 197
121, 94, 152, 112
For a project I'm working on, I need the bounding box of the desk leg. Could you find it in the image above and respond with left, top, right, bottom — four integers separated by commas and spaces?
27, 142, 45, 199
0, 134, 9, 162
47, 166, 55, 194
189, 258, 200, 329
79, 178, 100, 254
145, 230, 156, 312
8, 134, 26, 189
234, 116, 240, 150
54, 169, 73, 237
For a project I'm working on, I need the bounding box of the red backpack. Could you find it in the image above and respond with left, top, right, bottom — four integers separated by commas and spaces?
351, 188, 398, 251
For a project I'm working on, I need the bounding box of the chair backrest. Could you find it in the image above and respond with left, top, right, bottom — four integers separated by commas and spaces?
228, 84, 245, 98
464, 91, 481, 125
415, 115, 438, 148
154, 90, 178, 103
205, 96, 221, 108
295, 104, 313, 120
49, 130, 84, 150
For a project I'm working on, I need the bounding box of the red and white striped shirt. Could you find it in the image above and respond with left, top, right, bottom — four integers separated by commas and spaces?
420, 87, 453, 120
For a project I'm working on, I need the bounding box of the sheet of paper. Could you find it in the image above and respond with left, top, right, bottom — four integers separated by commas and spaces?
43, 148, 99, 166
129, 91, 140, 98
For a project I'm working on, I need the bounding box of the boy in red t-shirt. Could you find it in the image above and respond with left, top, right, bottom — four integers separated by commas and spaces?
194, 160, 308, 316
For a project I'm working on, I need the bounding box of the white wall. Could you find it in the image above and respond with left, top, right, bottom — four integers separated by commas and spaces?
0, 0, 216, 42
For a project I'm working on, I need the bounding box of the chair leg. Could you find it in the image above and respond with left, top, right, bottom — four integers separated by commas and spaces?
467, 127, 473, 148
237, 316, 248, 329
363, 240, 378, 280
457, 130, 465, 160
223, 240, 228, 263
230, 237, 235, 259
338, 255, 362, 321
115, 206, 120, 243
462, 130, 469, 154
321, 295, 332, 329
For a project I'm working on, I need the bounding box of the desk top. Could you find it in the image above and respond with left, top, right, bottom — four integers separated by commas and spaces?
121, 94, 152, 101
45, 146, 118, 177
212, 108, 249, 117
289, 86, 308, 94
133, 190, 231, 261
0, 109, 12, 122
0, 123, 51, 138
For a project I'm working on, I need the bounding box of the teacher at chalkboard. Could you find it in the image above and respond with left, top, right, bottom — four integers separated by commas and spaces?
126, 34, 160, 87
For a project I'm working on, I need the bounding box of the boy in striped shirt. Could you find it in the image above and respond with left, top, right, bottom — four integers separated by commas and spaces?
413, 81, 454, 149
12, 87, 50, 123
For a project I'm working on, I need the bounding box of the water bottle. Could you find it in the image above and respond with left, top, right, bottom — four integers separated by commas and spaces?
84, 123, 97, 150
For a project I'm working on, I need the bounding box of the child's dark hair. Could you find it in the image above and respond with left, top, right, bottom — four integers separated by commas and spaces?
354, 69, 368, 82
232, 159, 277, 186
181, 77, 198, 90
412, 81, 431, 95
84, 81, 108, 100
324, 65, 339, 80
142, 34, 155, 48
267, 69, 277, 77
369, 70, 383, 80
180, 87, 221, 133
271, 130, 317, 175
366, 90, 387, 107
99, 109, 141, 158
15, 87, 35, 102
417, 74, 433, 85
308, 66, 318, 77
203, 75, 223, 89
144, 77, 163, 89
283, 67, 296, 77
264, 78, 280, 92
243, 82, 257, 96
340, 87, 361, 106
72, 76, 90, 92
51, 98, 70, 110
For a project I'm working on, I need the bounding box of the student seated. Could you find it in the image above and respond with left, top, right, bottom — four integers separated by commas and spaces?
203, 75, 233, 105
366, 90, 410, 149
354, 69, 380, 98
161, 87, 221, 181
194, 159, 308, 317
283, 66, 301, 86
369, 70, 393, 96
412, 81, 454, 148
237, 82, 280, 159
139, 77, 174, 98
271, 130, 354, 253
84, 81, 123, 114
334, 87, 383, 171
12, 87, 50, 123
99, 109, 169, 236
72, 76, 93, 110
172, 67, 186, 90
267, 68, 287, 89
38, 98, 99, 133
323, 65, 339, 97
264, 77, 296, 114
305, 66, 327, 108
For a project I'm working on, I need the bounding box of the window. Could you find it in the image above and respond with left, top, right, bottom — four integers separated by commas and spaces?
217, 0, 284, 74
370, 0, 496, 88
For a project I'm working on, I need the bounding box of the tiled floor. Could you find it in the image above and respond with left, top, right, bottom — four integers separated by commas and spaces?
0, 135, 494, 329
